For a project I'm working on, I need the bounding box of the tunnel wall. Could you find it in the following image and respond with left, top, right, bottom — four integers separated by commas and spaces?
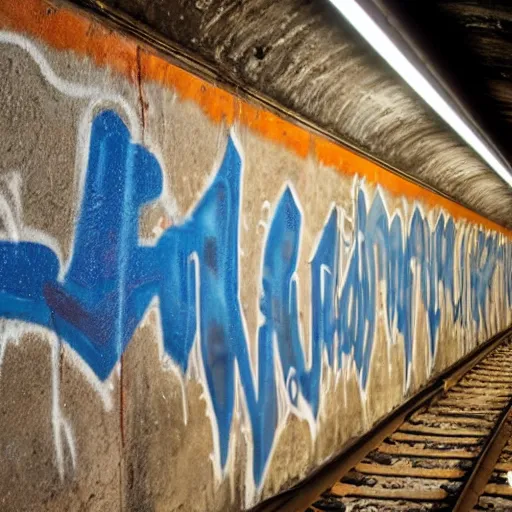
1, 1, 512, 510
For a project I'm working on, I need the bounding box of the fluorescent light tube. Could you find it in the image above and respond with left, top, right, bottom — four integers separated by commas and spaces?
329, 0, 512, 187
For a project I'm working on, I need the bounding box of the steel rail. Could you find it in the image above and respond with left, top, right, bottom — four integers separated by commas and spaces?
250, 326, 512, 512
454, 411, 512, 511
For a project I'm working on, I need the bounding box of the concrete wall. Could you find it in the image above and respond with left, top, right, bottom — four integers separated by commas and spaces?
1, 1, 512, 510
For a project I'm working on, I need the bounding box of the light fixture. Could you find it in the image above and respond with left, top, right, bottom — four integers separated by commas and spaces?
328, 0, 512, 187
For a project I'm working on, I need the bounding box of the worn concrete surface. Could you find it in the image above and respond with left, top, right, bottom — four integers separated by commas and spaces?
0, 1, 512, 511
73, 0, 512, 231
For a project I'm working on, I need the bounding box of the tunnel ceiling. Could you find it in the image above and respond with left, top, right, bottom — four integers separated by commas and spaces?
372, 0, 512, 169
73, 0, 512, 230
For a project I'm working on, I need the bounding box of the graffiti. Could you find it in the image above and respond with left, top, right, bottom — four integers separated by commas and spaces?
1, 108, 512, 487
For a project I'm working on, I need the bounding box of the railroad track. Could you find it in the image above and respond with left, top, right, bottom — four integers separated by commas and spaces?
251, 329, 512, 512
305, 336, 512, 512
471, 414, 512, 510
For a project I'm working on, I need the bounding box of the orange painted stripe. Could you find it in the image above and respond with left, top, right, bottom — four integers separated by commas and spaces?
0, 0, 138, 80
140, 51, 235, 126
239, 101, 311, 159
0, 0, 510, 236
313, 135, 500, 228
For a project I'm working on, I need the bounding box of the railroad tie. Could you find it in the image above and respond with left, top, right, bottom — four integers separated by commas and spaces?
308, 334, 512, 512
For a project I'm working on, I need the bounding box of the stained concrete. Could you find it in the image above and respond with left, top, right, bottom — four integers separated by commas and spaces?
0, 5, 511, 512
72, 0, 512, 231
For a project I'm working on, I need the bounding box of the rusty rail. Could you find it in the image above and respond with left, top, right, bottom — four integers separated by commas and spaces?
250, 326, 512, 512
302, 335, 512, 512
454, 410, 512, 511
466, 410, 512, 510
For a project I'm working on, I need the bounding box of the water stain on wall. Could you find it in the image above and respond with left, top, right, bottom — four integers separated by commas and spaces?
0, 6, 512, 511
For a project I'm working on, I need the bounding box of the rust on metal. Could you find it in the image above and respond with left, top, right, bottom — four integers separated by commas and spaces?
453, 414, 512, 511
301, 332, 512, 512
252, 328, 512, 512
472, 424, 512, 510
